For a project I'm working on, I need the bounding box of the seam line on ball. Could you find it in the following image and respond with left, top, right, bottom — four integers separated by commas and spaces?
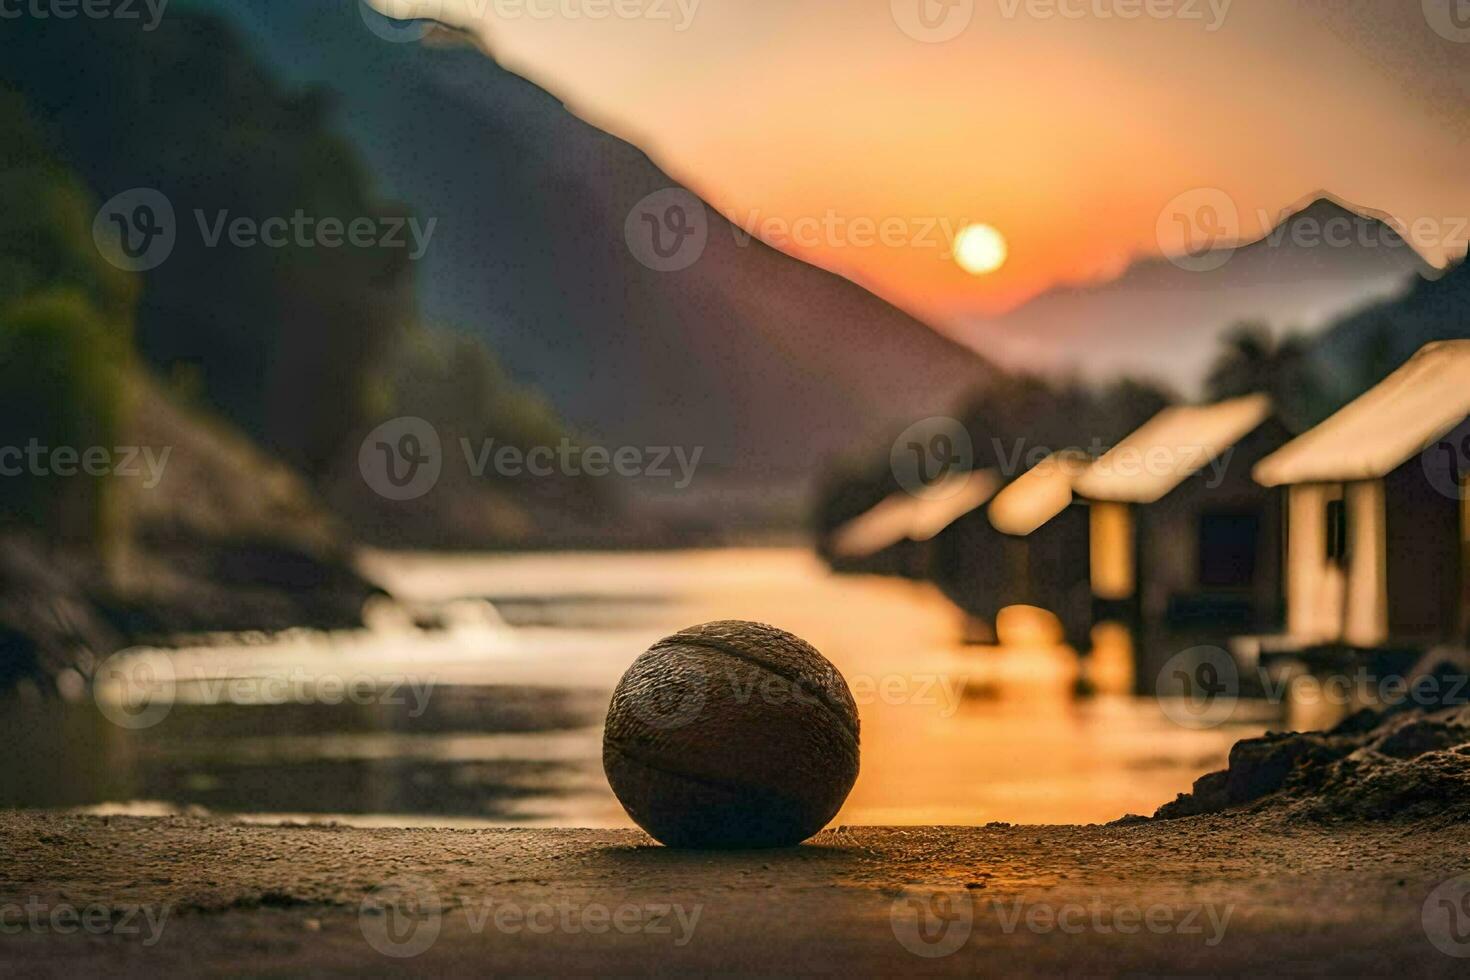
648, 637, 860, 742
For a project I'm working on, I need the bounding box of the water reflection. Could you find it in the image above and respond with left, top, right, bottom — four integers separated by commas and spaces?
1, 548, 1274, 826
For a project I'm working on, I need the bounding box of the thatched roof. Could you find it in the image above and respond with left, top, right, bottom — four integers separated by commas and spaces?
1075, 394, 1271, 503
987, 450, 1091, 536
1255, 341, 1470, 486
828, 470, 1000, 558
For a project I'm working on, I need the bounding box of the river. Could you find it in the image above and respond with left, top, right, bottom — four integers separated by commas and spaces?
0, 548, 1270, 826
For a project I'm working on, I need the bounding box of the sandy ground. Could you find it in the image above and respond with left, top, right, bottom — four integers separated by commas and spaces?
2, 811, 1467, 976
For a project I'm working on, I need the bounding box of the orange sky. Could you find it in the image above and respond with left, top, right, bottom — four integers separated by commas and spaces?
424, 0, 1470, 324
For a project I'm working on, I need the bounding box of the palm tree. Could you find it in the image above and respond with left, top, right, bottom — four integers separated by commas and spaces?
1205, 322, 1320, 430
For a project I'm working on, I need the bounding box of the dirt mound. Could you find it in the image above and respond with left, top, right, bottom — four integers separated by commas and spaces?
1154, 659, 1470, 821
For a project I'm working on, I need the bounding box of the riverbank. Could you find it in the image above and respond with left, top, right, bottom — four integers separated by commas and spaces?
0, 370, 383, 692
1, 809, 1465, 975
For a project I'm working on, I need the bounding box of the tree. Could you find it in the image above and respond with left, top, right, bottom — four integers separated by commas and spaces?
0, 91, 135, 549
1205, 322, 1321, 431
0, 14, 414, 476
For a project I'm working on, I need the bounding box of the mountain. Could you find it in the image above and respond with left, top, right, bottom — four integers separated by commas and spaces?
190, 2, 991, 506
958, 195, 1437, 390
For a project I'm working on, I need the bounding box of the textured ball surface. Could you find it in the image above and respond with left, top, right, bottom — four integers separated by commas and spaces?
603, 620, 860, 848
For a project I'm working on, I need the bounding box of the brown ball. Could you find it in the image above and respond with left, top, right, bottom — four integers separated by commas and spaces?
603, 620, 860, 848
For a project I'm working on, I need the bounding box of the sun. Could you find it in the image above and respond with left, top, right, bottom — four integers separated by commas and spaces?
953, 223, 1008, 275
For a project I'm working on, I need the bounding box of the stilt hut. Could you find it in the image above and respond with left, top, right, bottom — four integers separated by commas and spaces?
972, 450, 1094, 651
1253, 341, 1470, 652
1072, 394, 1290, 682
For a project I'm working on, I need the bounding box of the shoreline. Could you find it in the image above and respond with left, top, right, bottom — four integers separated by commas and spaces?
3, 810, 1466, 975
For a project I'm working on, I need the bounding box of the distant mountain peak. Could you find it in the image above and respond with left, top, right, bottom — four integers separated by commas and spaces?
1284, 192, 1373, 222
1250, 191, 1417, 254
959, 189, 1435, 391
